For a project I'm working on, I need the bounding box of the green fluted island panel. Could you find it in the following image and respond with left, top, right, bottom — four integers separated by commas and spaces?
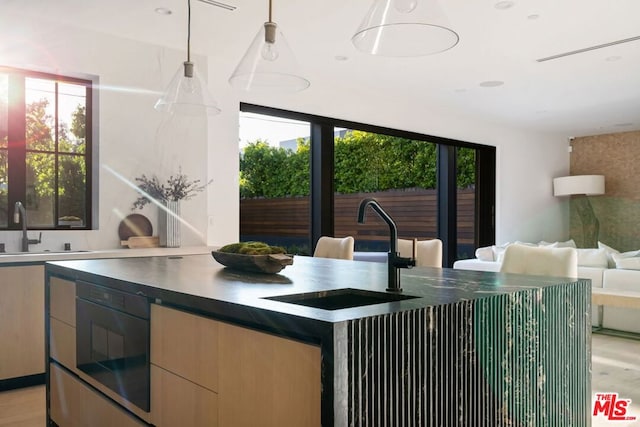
345, 282, 591, 426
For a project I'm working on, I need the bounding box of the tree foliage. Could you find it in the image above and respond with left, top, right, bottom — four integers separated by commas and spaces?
240, 130, 476, 199
0, 97, 87, 225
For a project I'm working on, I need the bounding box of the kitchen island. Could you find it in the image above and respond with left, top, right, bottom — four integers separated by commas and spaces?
45, 254, 591, 426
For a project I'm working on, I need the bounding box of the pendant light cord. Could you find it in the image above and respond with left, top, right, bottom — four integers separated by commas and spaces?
187, 0, 192, 62
268, 0, 273, 23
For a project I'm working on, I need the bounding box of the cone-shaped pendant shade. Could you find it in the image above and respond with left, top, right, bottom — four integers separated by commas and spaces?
352, 0, 459, 57
155, 61, 221, 115
229, 22, 310, 93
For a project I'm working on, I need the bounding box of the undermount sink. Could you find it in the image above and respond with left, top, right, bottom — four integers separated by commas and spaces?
265, 288, 418, 311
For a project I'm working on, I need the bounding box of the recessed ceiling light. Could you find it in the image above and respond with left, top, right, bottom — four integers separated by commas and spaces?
615, 122, 633, 127
495, 1, 515, 10
605, 55, 622, 62
527, 14, 540, 20
479, 80, 504, 88
155, 7, 172, 15
334, 55, 349, 61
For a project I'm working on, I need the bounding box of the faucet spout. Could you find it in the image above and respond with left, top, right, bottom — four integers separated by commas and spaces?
357, 198, 398, 253
13, 201, 40, 252
357, 198, 414, 292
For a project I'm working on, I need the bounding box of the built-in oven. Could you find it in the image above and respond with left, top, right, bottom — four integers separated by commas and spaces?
76, 280, 150, 412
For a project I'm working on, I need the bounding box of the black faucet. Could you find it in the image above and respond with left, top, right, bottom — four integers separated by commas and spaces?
357, 198, 415, 292
13, 201, 42, 252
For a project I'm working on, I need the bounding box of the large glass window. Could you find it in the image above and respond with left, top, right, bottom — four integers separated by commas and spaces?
238, 104, 495, 265
334, 129, 439, 252
456, 147, 476, 260
0, 73, 8, 227
0, 67, 91, 229
239, 112, 311, 254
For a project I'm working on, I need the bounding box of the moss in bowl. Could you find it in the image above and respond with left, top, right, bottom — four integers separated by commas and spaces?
213, 242, 292, 274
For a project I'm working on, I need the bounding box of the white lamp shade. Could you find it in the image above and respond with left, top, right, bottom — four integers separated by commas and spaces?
155, 62, 221, 116
352, 0, 459, 57
553, 175, 605, 197
229, 23, 310, 93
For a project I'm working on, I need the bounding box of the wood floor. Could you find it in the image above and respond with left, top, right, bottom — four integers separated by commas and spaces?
1, 334, 638, 426
0, 385, 45, 426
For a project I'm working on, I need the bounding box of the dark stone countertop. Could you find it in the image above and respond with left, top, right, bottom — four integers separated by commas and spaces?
45, 253, 585, 326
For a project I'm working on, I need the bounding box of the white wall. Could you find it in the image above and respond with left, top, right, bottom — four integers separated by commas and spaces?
0, 19, 571, 251
0, 21, 210, 251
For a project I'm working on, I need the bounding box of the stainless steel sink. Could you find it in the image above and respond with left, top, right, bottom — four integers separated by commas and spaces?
265, 288, 418, 310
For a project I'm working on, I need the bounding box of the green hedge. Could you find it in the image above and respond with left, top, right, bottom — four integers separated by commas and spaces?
240, 131, 475, 198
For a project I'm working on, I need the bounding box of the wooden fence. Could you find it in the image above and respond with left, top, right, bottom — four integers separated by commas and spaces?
240, 189, 475, 246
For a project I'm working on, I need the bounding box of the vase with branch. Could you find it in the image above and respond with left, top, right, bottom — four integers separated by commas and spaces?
132, 168, 212, 247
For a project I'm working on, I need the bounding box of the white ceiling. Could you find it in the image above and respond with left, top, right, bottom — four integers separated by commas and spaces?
5, 0, 640, 137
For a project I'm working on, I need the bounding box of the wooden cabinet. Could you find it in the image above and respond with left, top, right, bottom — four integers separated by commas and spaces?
49, 277, 77, 373
150, 304, 321, 427
150, 304, 219, 426
0, 265, 45, 380
50, 363, 145, 427
218, 321, 321, 427
151, 365, 218, 426
150, 303, 218, 391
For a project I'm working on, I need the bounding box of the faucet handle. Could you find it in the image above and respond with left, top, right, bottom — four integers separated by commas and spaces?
28, 232, 42, 245
394, 255, 415, 269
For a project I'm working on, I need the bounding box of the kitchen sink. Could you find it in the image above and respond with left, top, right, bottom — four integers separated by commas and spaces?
265, 288, 418, 311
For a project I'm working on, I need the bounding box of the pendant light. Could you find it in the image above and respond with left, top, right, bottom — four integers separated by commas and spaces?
155, 0, 221, 115
229, 0, 309, 93
352, 0, 459, 57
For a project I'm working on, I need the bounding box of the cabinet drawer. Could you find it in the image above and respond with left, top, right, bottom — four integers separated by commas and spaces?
150, 365, 218, 426
0, 265, 45, 380
50, 363, 145, 427
150, 304, 218, 391
50, 277, 76, 326
49, 317, 76, 372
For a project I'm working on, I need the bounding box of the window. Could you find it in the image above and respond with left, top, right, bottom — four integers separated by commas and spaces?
239, 112, 312, 254
239, 104, 495, 266
0, 67, 92, 229
333, 129, 439, 252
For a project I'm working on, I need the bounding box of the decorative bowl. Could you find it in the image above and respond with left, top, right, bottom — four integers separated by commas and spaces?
211, 251, 294, 274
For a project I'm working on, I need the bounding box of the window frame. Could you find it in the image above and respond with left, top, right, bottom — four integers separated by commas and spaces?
1, 66, 95, 230
240, 103, 496, 267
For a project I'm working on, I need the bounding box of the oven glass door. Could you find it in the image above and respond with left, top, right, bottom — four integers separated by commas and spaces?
76, 298, 150, 412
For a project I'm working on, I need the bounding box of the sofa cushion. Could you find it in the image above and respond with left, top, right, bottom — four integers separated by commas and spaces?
475, 246, 495, 262
598, 241, 620, 268
576, 248, 608, 268
601, 269, 640, 333
614, 257, 640, 270
452, 259, 501, 272
538, 239, 576, 248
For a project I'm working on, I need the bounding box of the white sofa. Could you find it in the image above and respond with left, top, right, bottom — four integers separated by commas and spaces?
453, 242, 640, 334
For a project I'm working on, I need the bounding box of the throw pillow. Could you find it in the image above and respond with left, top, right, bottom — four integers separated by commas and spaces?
492, 242, 511, 263
615, 257, 640, 270
475, 246, 494, 262
538, 239, 577, 248
538, 241, 559, 248
576, 248, 608, 268
612, 250, 640, 263
598, 241, 620, 268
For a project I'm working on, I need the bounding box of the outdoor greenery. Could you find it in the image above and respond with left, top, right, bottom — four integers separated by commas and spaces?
0, 97, 86, 226
240, 130, 476, 198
